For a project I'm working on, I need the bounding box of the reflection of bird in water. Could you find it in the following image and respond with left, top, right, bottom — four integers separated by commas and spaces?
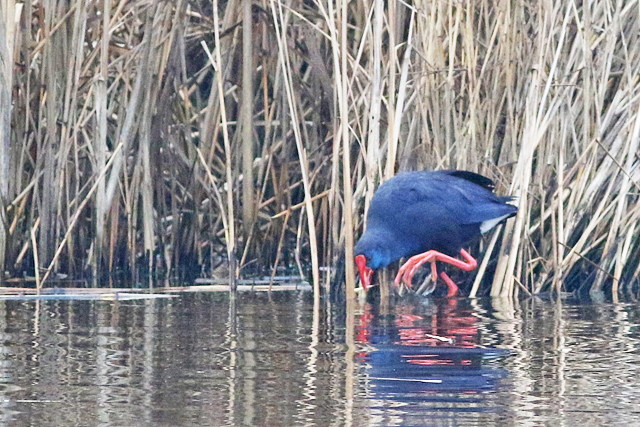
354, 303, 509, 404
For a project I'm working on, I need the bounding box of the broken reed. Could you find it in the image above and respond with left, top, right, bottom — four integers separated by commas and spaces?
1, 0, 639, 298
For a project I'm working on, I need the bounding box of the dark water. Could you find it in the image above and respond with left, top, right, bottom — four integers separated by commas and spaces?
0, 290, 639, 426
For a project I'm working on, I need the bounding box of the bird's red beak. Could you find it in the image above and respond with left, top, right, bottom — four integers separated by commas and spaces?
355, 254, 373, 290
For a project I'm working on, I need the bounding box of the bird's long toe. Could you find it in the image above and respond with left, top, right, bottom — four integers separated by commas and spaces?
394, 268, 413, 288
395, 263, 418, 288
402, 271, 415, 287
395, 252, 438, 288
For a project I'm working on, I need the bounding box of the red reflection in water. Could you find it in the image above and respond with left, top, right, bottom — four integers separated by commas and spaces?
355, 298, 480, 349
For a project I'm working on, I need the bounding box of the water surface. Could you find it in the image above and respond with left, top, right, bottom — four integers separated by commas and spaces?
0, 291, 639, 426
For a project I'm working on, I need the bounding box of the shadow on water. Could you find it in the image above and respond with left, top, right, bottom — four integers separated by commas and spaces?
0, 288, 639, 425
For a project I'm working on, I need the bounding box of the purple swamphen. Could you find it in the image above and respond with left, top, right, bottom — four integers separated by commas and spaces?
354, 170, 517, 296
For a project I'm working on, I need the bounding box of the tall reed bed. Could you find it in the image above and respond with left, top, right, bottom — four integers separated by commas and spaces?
1, 0, 639, 297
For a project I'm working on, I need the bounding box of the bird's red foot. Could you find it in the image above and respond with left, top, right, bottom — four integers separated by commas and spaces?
394, 249, 477, 296
440, 272, 459, 297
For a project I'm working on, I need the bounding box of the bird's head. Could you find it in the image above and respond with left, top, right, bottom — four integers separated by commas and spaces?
354, 231, 393, 291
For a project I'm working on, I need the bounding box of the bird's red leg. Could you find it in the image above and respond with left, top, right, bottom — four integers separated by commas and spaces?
439, 272, 459, 297
394, 249, 478, 295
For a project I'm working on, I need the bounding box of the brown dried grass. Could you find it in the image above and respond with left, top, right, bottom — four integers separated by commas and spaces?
1, 0, 640, 299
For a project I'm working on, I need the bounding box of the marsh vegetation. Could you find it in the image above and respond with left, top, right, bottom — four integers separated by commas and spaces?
1, 0, 639, 298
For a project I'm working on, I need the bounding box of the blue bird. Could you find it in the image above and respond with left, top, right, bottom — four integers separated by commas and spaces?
354, 170, 517, 296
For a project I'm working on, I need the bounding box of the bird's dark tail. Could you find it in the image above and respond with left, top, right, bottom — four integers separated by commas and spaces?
440, 170, 496, 191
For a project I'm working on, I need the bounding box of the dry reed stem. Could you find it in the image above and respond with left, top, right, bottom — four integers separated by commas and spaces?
0, 0, 19, 280
241, 0, 254, 234
203, 14, 237, 283
269, 0, 320, 295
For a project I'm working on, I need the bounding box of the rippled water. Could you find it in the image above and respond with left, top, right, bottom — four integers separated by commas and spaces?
0, 290, 639, 426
